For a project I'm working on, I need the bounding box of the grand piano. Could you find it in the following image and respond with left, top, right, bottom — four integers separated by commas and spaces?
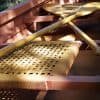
0, 0, 100, 100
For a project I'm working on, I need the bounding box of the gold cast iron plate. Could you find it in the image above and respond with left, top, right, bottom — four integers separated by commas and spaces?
0, 41, 81, 89
43, 3, 83, 16
43, 2, 100, 17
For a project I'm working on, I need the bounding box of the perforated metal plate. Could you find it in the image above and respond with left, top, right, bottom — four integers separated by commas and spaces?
0, 89, 38, 100
0, 41, 81, 90
0, 89, 23, 100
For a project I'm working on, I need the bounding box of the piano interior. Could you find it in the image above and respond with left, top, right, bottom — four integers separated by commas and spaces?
0, 0, 100, 100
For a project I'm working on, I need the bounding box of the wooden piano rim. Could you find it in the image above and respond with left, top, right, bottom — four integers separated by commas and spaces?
0, 0, 49, 26
0, 75, 99, 90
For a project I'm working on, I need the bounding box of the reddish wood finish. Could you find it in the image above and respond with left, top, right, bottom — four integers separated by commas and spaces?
0, 0, 51, 45
0, 0, 49, 26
